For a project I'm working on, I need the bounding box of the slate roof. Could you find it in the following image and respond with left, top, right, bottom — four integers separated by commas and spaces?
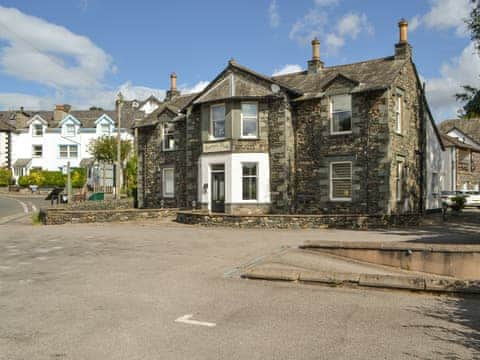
134, 93, 198, 128
272, 56, 406, 97
441, 134, 480, 152
0, 107, 143, 130
13, 158, 32, 167
0, 117, 15, 131
438, 118, 480, 144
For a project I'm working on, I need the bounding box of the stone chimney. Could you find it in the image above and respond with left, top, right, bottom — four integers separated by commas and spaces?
53, 104, 70, 122
165, 72, 181, 101
308, 37, 324, 74
395, 19, 412, 60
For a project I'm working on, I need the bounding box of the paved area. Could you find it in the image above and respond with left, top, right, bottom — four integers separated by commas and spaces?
1, 221, 480, 359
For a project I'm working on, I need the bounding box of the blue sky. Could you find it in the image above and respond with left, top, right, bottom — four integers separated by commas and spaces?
0, 0, 477, 121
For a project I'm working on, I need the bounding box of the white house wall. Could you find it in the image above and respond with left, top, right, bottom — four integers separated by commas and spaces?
0, 132, 8, 167
425, 116, 445, 210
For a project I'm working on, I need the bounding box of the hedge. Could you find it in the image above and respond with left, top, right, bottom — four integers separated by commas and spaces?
0, 168, 12, 186
18, 169, 86, 188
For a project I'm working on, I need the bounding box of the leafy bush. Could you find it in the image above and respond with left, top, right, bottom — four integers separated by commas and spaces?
18, 175, 30, 187
0, 168, 12, 186
43, 171, 66, 187
451, 196, 466, 211
71, 168, 86, 188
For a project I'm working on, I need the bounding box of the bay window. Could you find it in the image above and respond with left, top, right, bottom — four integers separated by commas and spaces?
242, 163, 258, 200
241, 103, 258, 138
211, 104, 225, 139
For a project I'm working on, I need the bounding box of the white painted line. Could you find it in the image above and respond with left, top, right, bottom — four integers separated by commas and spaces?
175, 314, 216, 327
18, 200, 28, 214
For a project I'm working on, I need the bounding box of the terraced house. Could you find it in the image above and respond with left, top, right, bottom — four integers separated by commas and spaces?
135, 20, 442, 216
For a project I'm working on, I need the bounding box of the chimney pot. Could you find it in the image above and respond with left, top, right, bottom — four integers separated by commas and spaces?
399, 19, 408, 43
311, 37, 320, 61
307, 37, 324, 74
170, 72, 177, 91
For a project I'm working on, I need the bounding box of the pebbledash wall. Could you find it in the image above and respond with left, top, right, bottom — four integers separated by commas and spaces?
136, 20, 442, 218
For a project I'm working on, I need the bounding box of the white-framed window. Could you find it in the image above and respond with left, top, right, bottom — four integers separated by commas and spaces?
330, 94, 352, 134
242, 163, 258, 200
396, 159, 404, 202
32, 145, 43, 157
162, 167, 175, 198
330, 161, 352, 201
64, 124, 76, 137
395, 93, 403, 134
100, 124, 110, 136
59, 144, 78, 158
163, 122, 175, 151
241, 102, 258, 138
210, 104, 225, 139
32, 124, 43, 137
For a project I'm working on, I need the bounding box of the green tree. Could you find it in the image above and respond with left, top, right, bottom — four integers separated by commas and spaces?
88, 136, 132, 164
456, 1, 480, 117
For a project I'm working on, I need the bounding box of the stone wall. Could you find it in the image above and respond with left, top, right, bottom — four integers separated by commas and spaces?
176, 211, 420, 229
457, 150, 480, 190
41, 207, 177, 225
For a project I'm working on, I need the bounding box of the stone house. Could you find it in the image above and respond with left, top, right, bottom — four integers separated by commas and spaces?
438, 120, 480, 191
135, 20, 442, 215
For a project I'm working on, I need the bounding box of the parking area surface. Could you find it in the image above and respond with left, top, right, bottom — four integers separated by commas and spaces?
1, 220, 480, 359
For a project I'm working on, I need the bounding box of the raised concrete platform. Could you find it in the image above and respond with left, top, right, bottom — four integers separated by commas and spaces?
241, 248, 480, 294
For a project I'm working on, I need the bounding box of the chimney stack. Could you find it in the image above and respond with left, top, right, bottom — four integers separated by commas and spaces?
308, 37, 324, 74
165, 72, 180, 101
53, 104, 71, 122
395, 19, 412, 60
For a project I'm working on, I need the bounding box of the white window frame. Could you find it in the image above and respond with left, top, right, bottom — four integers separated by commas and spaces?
59, 144, 78, 158
396, 159, 404, 202
240, 102, 258, 139
210, 104, 226, 140
100, 123, 110, 136
32, 123, 43, 137
395, 93, 403, 134
32, 145, 43, 158
241, 162, 258, 201
64, 123, 76, 137
162, 167, 175, 198
329, 161, 352, 202
162, 122, 175, 151
330, 94, 352, 135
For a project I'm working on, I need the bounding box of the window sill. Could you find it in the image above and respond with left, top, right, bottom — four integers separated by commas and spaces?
330, 131, 352, 136
206, 138, 228, 142
329, 198, 352, 202
162, 148, 177, 152
162, 195, 175, 198
395, 131, 404, 136
239, 137, 259, 140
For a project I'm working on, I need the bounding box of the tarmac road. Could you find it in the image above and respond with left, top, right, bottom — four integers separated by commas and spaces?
0, 221, 479, 359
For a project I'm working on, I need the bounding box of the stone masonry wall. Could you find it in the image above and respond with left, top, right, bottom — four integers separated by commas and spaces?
457, 150, 480, 190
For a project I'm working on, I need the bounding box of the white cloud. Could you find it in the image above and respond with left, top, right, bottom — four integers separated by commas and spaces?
181, 80, 209, 94
409, 15, 421, 32
425, 42, 480, 120
0, 6, 114, 89
78, 0, 88, 12
0, 93, 54, 110
272, 64, 303, 76
268, 0, 280, 28
325, 13, 373, 53
289, 8, 328, 45
411, 0, 472, 36
314, 0, 339, 7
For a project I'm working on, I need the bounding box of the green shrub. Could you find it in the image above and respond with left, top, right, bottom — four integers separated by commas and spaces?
0, 168, 12, 186
18, 175, 30, 187
42, 171, 66, 187
451, 196, 466, 211
71, 168, 86, 188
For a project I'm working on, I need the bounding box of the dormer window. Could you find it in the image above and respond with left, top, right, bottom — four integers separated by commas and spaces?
330, 94, 352, 134
33, 124, 43, 137
65, 124, 75, 137
163, 122, 175, 151
100, 124, 110, 136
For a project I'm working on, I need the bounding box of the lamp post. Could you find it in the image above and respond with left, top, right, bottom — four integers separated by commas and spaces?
115, 92, 124, 200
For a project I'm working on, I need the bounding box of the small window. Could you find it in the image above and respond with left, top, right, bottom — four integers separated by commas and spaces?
242, 163, 258, 200
162, 168, 175, 197
211, 104, 225, 139
163, 122, 175, 150
33, 124, 43, 136
32, 145, 43, 157
330, 162, 352, 201
59, 145, 78, 158
65, 124, 75, 137
396, 160, 404, 202
395, 94, 403, 134
100, 124, 110, 136
330, 95, 352, 134
241, 103, 258, 138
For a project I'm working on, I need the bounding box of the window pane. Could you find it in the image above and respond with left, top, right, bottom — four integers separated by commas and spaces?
242, 103, 257, 117
59, 145, 68, 157
69, 145, 78, 158
212, 105, 224, 121
242, 164, 257, 176
332, 163, 351, 178
332, 112, 352, 132
332, 179, 352, 198
332, 95, 351, 112
243, 177, 257, 200
163, 168, 174, 196
213, 120, 225, 138
243, 118, 257, 137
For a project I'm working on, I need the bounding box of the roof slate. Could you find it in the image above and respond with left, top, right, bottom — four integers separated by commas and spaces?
438, 118, 480, 144
440, 134, 480, 152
